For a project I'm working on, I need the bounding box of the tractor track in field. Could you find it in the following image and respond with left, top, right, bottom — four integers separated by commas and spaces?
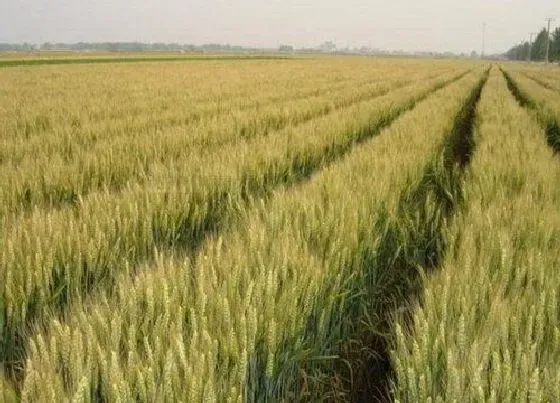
501, 68, 560, 154
233, 68, 487, 403
346, 68, 489, 403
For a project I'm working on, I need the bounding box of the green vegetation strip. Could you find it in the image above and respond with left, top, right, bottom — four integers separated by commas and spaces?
0, 70, 467, 387
391, 69, 560, 401
18, 70, 486, 401
0, 55, 293, 68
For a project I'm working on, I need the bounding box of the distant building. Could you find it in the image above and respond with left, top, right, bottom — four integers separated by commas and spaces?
319, 41, 336, 53
279, 45, 294, 53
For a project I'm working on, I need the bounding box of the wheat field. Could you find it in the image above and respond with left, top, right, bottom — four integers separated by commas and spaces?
0, 56, 559, 402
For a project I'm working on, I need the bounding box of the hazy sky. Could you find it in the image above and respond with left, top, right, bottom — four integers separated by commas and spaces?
0, 0, 557, 53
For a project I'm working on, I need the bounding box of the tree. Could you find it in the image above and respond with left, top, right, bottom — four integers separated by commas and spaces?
319, 41, 336, 53
552, 27, 560, 61
504, 25, 560, 62
531, 28, 549, 61
506, 42, 529, 61
278, 44, 294, 53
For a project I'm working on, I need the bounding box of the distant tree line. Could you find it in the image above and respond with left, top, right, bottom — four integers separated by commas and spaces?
0, 42, 263, 52
506, 26, 560, 61
0, 43, 37, 51
0, 40, 508, 60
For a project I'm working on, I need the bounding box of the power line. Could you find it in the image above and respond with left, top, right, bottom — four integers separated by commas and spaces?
545, 17, 555, 64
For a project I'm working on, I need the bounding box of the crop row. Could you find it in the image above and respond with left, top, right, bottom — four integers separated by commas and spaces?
391, 69, 560, 401
0, 61, 367, 164
0, 68, 471, 381
0, 59, 439, 149
0, 67, 455, 217
16, 68, 488, 401
0, 60, 353, 134
520, 68, 560, 93
502, 69, 560, 152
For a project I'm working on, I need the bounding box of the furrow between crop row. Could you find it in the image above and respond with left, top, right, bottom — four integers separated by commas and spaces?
347, 66, 487, 402
277, 68, 487, 402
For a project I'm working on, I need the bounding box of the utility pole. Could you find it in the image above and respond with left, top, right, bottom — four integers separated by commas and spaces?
528, 32, 537, 62
545, 17, 555, 64
481, 22, 486, 59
